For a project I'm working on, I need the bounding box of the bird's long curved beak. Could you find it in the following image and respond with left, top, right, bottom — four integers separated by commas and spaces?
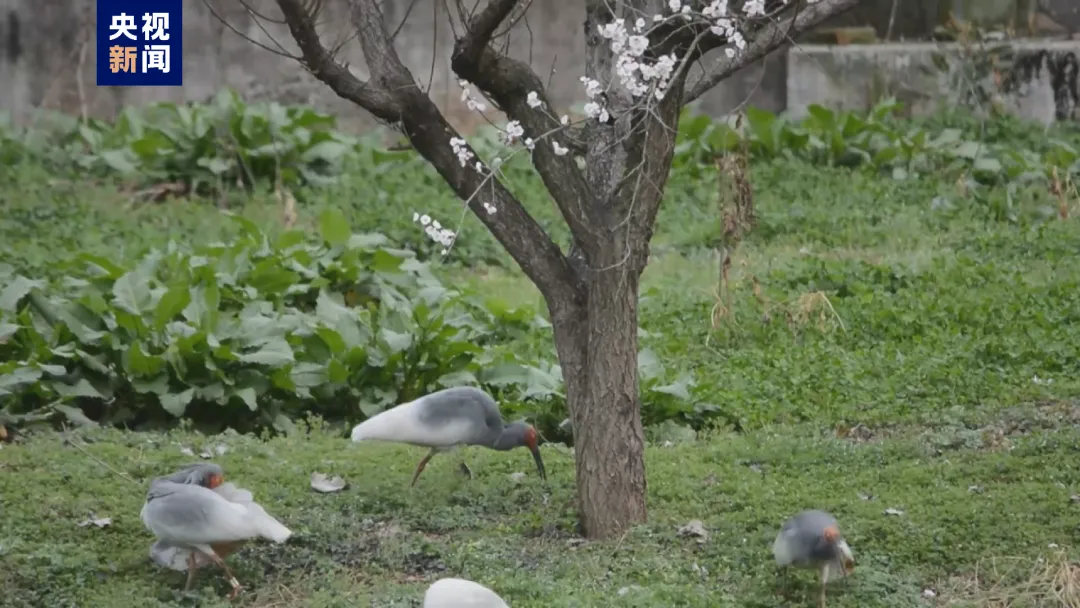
531, 447, 546, 481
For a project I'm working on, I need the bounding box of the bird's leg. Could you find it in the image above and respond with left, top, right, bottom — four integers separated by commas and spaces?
819, 563, 831, 608
183, 551, 199, 591
457, 461, 473, 479
455, 448, 473, 481
410, 448, 438, 488
201, 550, 243, 599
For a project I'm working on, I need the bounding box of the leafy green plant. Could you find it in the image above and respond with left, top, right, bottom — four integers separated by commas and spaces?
0, 210, 567, 434
62, 90, 364, 194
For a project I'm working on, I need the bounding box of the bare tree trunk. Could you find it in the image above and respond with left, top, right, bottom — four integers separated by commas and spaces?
552, 239, 648, 539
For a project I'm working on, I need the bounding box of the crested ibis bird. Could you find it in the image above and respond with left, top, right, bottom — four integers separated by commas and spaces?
140, 462, 292, 598
773, 509, 855, 608
423, 577, 510, 607
349, 386, 546, 487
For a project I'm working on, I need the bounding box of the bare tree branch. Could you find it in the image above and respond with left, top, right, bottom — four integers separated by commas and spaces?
451, 0, 597, 243
276, 0, 400, 119
683, 0, 862, 104
272, 0, 584, 310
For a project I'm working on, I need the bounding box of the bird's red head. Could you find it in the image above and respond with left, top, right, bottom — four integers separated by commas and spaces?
822, 525, 840, 543
208, 473, 224, 489
523, 426, 538, 451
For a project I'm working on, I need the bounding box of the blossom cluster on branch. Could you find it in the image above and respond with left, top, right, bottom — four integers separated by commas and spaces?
412, 0, 811, 255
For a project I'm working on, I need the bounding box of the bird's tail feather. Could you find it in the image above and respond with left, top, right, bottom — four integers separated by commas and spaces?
249, 504, 292, 543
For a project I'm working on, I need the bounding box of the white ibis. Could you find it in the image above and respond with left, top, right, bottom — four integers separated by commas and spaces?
349, 386, 546, 487
140, 462, 292, 598
423, 577, 510, 607
773, 509, 855, 608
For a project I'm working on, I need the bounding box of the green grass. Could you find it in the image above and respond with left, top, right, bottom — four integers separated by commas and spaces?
4, 403, 1080, 607
3, 115, 1080, 605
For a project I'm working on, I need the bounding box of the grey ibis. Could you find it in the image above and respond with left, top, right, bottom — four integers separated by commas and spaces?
140, 462, 292, 598
423, 577, 510, 607
773, 509, 855, 608
349, 386, 546, 487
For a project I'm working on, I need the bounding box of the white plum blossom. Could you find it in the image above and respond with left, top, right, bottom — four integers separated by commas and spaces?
552, 141, 569, 156
504, 120, 525, 144
703, 0, 729, 18
458, 79, 487, 112
526, 91, 542, 108
743, 0, 766, 16
580, 77, 602, 99
668, 0, 681, 12
560, 115, 570, 126
583, 101, 609, 123
634, 17, 646, 32
450, 137, 474, 168
414, 213, 455, 248
524, 137, 535, 151
482, 202, 497, 215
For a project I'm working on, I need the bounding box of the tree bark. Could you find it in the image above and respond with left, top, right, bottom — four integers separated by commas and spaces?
552, 242, 649, 539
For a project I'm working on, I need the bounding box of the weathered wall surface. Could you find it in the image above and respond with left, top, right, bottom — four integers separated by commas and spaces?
787, 41, 1080, 125
0, 0, 779, 132
0, 0, 1077, 132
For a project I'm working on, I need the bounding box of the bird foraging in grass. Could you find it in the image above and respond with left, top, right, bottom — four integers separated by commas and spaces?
140, 462, 291, 598
423, 577, 510, 607
773, 509, 855, 608
349, 386, 546, 487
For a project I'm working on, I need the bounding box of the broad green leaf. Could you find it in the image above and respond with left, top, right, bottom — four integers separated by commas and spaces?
347, 233, 389, 250
380, 328, 412, 354
123, 342, 164, 377
315, 326, 346, 354
291, 362, 328, 387
652, 375, 694, 401
77, 254, 127, 279
53, 378, 104, 399
273, 413, 298, 435
327, 359, 349, 383
0, 322, 18, 341
0, 366, 43, 393
0, 276, 44, 312
99, 148, 139, 174
438, 370, 477, 387
316, 290, 366, 348
953, 141, 984, 160
318, 208, 351, 246
154, 285, 191, 330
233, 387, 258, 411
973, 157, 1003, 174
160, 388, 195, 417
638, 348, 664, 382
237, 337, 295, 366
112, 271, 153, 315
52, 403, 98, 427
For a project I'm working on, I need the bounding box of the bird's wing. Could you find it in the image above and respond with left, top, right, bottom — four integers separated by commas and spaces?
142, 482, 291, 545
352, 396, 481, 446
213, 482, 254, 503
423, 578, 510, 607
772, 525, 804, 565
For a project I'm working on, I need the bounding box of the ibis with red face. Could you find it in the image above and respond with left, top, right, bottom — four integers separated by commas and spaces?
349, 386, 546, 486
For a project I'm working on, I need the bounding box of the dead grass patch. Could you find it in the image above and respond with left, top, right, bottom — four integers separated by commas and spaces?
935, 550, 1080, 607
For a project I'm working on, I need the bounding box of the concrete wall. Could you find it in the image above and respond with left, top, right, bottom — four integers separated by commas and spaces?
0, 0, 1078, 132
0, 0, 770, 132
786, 41, 1080, 125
